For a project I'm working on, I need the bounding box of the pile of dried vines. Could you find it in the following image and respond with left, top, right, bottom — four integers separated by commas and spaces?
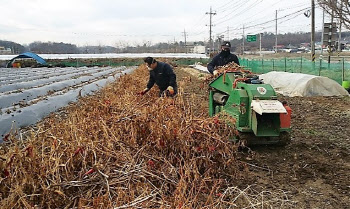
0, 66, 292, 208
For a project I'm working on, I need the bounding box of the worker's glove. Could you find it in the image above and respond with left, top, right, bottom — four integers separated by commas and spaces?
139, 88, 149, 96
166, 86, 175, 95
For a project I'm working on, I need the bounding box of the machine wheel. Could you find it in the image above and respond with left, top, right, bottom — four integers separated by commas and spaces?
235, 131, 291, 146
236, 132, 257, 147
276, 132, 291, 146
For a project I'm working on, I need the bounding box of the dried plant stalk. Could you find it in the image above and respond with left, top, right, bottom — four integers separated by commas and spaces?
0, 66, 293, 208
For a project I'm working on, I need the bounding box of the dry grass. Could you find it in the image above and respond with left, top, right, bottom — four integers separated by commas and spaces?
0, 66, 294, 208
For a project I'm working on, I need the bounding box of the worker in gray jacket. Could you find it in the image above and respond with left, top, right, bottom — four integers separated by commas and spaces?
207, 41, 240, 76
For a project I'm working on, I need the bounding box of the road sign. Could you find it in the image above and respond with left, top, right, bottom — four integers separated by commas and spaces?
247, 34, 257, 42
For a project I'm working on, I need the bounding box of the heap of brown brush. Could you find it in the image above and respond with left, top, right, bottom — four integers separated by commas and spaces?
0, 66, 290, 208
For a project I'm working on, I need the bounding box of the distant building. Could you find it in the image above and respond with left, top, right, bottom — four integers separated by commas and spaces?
315, 42, 323, 50
0, 46, 11, 55
300, 43, 310, 47
191, 45, 206, 54
273, 45, 285, 52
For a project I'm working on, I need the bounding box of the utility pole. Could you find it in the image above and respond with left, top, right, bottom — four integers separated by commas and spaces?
217, 35, 221, 49
275, 10, 278, 53
259, 33, 262, 56
227, 26, 230, 41
321, 9, 325, 57
182, 29, 188, 53
338, 0, 343, 52
311, 0, 315, 62
328, 7, 335, 63
206, 7, 216, 53
242, 25, 245, 55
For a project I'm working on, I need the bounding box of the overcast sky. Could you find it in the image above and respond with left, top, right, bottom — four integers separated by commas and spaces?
0, 0, 332, 47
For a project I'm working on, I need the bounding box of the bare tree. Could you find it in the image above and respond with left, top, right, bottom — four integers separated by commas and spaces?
318, 0, 350, 29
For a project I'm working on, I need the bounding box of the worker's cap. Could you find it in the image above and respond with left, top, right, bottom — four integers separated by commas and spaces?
221, 41, 231, 49
144, 57, 156, 65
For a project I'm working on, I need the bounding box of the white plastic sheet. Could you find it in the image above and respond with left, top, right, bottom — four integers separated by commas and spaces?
190, 64, 209, 73
0, 67, 136, 140
259, 71, 349, 97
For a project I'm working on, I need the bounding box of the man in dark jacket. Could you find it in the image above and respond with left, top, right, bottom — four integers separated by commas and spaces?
140, 57, 177, 97
207, 41, 240, 76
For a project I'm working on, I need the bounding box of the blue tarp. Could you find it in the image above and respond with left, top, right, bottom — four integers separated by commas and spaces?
6, 52, 47, 67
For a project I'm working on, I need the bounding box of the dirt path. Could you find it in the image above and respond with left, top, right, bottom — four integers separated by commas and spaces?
176, 66, 350, 208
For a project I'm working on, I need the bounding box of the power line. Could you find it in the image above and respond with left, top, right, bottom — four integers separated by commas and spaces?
213, 6, 309, 40
214, 2, 312, 35
213, 0, 257, 25
213, 0, 278, 34
239, 2, 309, 27
215, 0, 237, 11
185, 14, 207, 34
214, 0, 245, 13
227, 7, 308, 32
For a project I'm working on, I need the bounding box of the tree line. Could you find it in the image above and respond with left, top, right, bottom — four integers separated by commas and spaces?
231, 32, 324, 52
1, 31, 350, 54
0, 40, 26, 54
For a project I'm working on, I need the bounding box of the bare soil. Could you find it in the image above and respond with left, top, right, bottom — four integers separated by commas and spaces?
177, 67, 350, 209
